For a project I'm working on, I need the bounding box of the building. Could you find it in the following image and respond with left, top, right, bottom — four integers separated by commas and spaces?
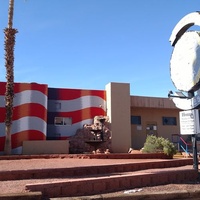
130, 96, 180, 149
0, 81, 181, 155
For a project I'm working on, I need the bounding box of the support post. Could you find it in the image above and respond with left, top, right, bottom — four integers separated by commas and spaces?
192, 134, 198, 170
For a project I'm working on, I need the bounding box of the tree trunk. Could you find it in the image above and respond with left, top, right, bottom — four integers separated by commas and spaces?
4, 0, 17, 155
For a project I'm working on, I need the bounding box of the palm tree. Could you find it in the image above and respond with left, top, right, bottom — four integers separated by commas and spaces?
4, 0, 18, 155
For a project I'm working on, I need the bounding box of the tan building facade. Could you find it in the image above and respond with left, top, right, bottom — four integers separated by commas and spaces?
105, 82, 181, 152
106, 82, 131, 153
130, 96, 181, 149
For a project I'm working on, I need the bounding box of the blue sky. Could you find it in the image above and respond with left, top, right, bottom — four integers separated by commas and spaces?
0, 0, 200, 97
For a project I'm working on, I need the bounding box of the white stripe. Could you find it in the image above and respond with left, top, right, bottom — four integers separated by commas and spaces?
0, 119, 93, 137
0, 96, 5, 107
12, 146, 22, 154
0, 90, 47, 108
0, 124, 5, 136
47, 119, 93, 137
48, 96, 106, 112
0, 116, 46, 136
0, 146, 22, 155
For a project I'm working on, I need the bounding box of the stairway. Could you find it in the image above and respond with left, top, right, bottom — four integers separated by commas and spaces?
26, 160, 197, 198
0, 154, 198, 199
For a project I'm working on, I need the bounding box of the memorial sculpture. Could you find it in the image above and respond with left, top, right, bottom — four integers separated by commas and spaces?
69, 116, 111, 154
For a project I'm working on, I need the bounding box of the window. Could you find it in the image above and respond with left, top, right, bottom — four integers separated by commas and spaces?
131, 116, 141, 125
54, 117, 72, 126
162, 117, 177, 125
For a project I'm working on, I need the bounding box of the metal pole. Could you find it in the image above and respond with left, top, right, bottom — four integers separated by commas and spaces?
192, 134, 198, 170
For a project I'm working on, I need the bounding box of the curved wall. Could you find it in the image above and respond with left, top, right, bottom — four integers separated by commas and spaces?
0, 82, 48, 154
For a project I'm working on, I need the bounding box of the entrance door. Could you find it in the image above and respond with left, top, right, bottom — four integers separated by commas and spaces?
146, 122, 157, 136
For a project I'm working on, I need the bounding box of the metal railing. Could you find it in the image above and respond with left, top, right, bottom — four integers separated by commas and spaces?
171, 134, 192, 154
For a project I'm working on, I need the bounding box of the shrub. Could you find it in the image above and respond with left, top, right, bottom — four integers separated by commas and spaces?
142, 135, 177, 156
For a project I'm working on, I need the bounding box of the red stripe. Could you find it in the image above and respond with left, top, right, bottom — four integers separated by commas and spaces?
48, 88, 106, 100
0, 108, 5, 123
48, 107, 106, 124
0, 103, 47, 123
0, 82, 48, 95
0, 137, 5, 151
0, 82, 6, 95
0, 130, 46, 151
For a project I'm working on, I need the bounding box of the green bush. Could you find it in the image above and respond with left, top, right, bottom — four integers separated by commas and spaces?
142, 135, 177, 156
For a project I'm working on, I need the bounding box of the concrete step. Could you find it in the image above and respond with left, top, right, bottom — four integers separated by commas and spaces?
0, 158, 193, 181
0, 155, 198, 199
25, 165, 198, 198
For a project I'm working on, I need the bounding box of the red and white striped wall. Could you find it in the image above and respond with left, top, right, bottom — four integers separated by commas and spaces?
0, 82, 48, 154
47, 88, 106, 140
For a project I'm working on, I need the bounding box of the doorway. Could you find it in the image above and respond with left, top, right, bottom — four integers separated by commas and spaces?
146, 122, 157, 136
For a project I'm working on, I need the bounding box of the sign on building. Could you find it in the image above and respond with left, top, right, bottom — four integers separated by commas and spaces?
179, 109, 200, 135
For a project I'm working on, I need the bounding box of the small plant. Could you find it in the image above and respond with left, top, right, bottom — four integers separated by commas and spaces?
142, 135, 177, 157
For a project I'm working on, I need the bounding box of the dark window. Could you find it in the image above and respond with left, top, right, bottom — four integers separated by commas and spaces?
131, 116, 141, 125
162, 117, 177, 125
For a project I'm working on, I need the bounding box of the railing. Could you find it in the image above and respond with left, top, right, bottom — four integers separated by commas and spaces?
171, 134, 192, 154
179, 136, 192, 154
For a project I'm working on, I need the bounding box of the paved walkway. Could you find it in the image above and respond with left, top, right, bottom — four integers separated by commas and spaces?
0, 157, 177, 171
